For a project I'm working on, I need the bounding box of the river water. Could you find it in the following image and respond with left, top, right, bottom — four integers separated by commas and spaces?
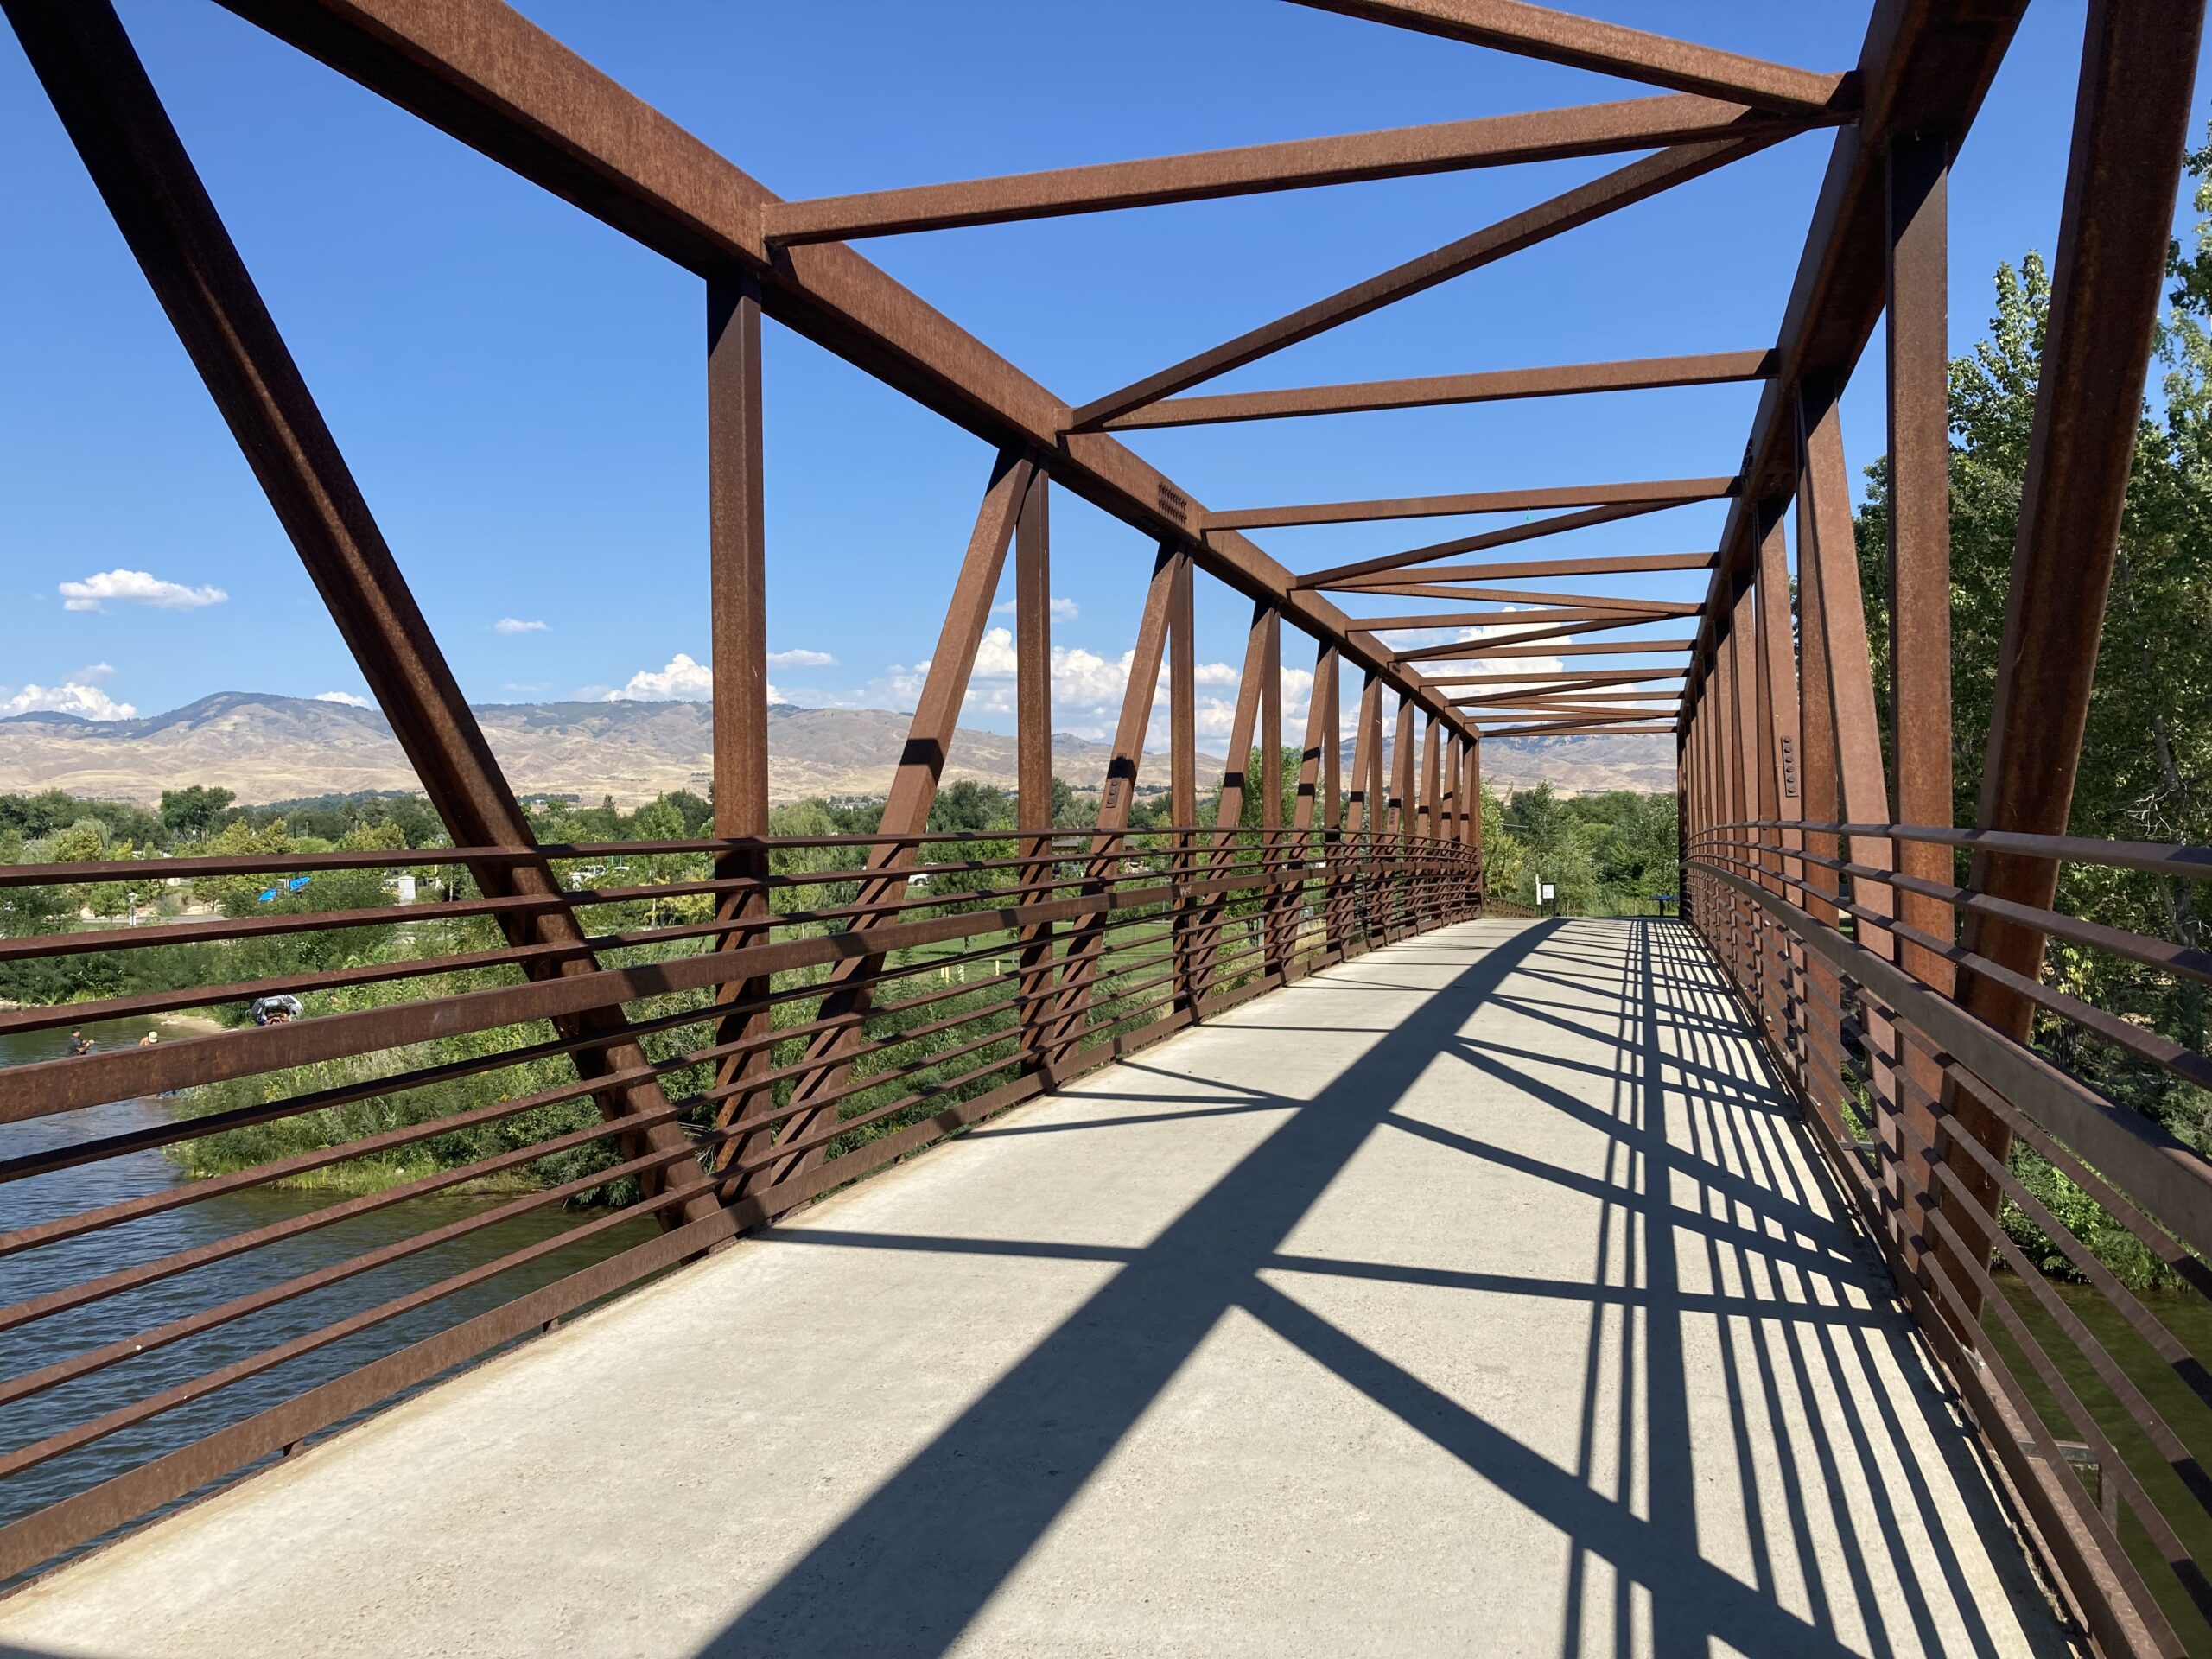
0, 1018, 657, 1582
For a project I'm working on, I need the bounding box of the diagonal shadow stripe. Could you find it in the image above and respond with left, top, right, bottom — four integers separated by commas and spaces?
1236, 1277, 1869, 1659
699, 921, 1564, 1657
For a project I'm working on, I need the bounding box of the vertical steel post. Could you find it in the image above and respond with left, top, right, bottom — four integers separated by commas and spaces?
1287, 639, 1337, 971
1952, 0, 2208, 1304
1169, 550, 1198, 1015
1467, 738, 1484, 914
1753, 499, 1806, 1073
1802, 381, 1914, 1265
1794, 470, 1846, 1137
1016, 470, 1058, 1073
1391, 696, 1416, 936
1258, 609, 1286, 977
1421, 715, 1443, 927
708, 275, 776, 1186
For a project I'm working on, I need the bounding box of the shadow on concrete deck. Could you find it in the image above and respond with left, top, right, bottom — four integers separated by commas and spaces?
699, 919, 2062, 1659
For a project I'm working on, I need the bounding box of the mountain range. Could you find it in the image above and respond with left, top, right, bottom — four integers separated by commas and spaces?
0, 692, 1672, 808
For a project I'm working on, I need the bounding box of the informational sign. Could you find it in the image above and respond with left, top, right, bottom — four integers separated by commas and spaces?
1537, 883, 1555, 902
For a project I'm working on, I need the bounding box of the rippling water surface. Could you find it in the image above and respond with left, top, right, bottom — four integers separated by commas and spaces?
0, 1018, 655, 1580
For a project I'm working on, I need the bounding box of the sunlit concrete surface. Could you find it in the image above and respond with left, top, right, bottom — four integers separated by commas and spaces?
0, 918, 2076, 1659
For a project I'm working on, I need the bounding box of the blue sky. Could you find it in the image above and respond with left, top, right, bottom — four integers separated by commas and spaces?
2, 2, 2206, 748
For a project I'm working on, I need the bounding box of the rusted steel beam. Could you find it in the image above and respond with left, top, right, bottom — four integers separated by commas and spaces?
1338, 584, 1698, 613
1886, 130, 1955, 997
1408, 636, 1697, 661
1169, 550, 1198, 1014
1329, 584, 1702, 610
1801, 382, 1921, 1284
1452, 669, 1684, 696
1356, 607, 1681, 633
1466, 738, 1484, 888
1071, 131, 1784, 429
1952, 0, 2209, 1331
8, 0, 720, 1233
1105, 351, 1777, 431
1885, 124, 1974, 1301
1289, 641, 1338, 957
1961, 0, 2208, 1014
1294, 643, 1338, 834
1465, 704, 1674, 723
1383, 610, 1677, 659
1751, 501, 1804, 1071
1482, 721, 1674, 738
1471, 689, 1681, 701
1169, 556, 1198, 830
1286, 0, 1854, 118
1015, 470, 1056, 1073
1792, 460, 1845, 1135
1322, 550, 1719, 588
1679, 0, 2029, 721
747, 450, 1034, 1192
1210, 475, 1736, 531
1260, 611, 1287, 965
1294, 499, 1682, 588
1727, 579, 1765, 1025
1391, 695, 1417, 935
1192, 604, 1272, 1003
212, 0, 1481, 747
707, 273, 776, 1181
1261, 613, 1288, 973
768, 98, 1802, 245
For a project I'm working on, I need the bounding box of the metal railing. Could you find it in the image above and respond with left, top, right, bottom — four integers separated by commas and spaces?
0, 823, 1483, 1581
1688, 817, 2212, 1656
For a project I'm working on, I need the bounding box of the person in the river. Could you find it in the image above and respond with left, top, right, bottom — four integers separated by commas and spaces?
64, 1027, 93, 1057
137, 1030, 160, 1048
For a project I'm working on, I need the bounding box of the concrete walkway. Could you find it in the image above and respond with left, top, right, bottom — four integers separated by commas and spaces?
0, 918, 2074, 1658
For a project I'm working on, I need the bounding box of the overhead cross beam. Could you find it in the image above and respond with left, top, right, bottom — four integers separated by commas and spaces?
1376, 610, 1685, 658
764, 98, 1807, 245
1415, 637, 1697, 660
1210, 475, 1736, 531
1285, 0, 1855, 118
1480, 720, 1674, 737
1292, 499, 1689, 588
1320, 550, 1718, 589
1101, 349, 1777, 430
1068, 130, 1788, 429
1351, 606, 1682, 632
1342, 584, 1700, 613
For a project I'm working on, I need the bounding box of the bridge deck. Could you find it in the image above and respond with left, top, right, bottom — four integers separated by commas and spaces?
0, 918, 2071, 1658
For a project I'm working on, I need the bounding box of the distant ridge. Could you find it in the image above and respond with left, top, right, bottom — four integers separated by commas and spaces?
0, 692, 1669, 808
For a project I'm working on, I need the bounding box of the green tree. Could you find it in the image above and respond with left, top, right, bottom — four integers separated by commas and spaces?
160, 785, 237, 842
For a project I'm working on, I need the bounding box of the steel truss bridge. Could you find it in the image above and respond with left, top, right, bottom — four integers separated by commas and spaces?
1, 3, 2209, 1655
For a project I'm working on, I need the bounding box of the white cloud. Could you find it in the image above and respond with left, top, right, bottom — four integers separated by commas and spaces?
607, 652, 714, 702
0, 682, 137, 720
766, 647, 836, 669
60, 569, 227, 613
72, 662, 117, 683
315, 690, 373, 709
492, 617, 549, 635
